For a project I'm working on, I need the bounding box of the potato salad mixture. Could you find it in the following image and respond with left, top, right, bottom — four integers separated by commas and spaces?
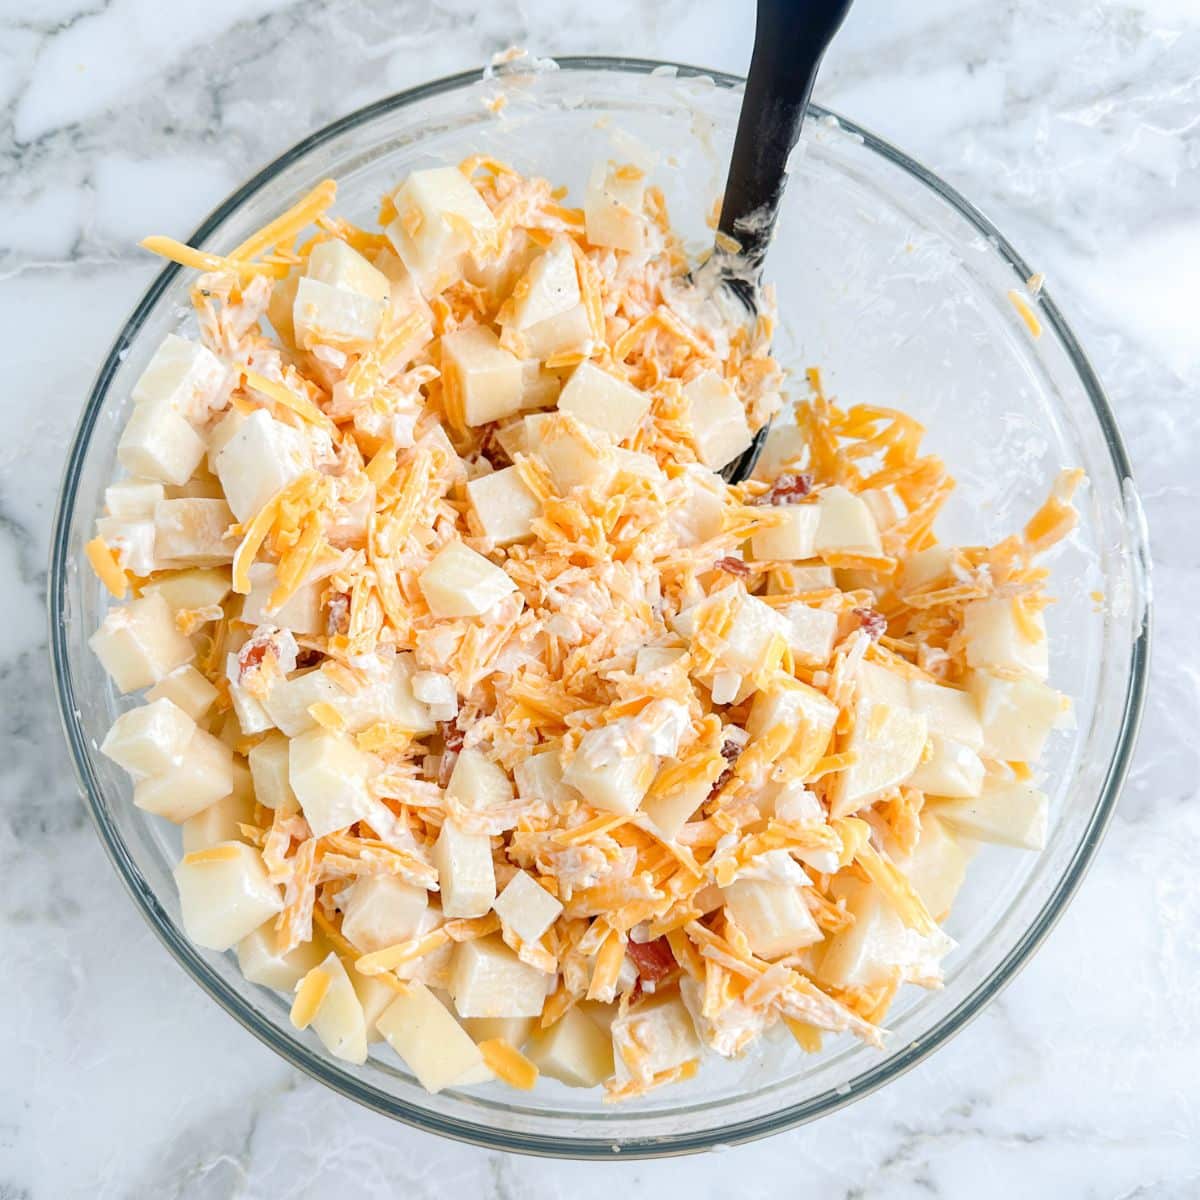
85, 157, 1079, 1099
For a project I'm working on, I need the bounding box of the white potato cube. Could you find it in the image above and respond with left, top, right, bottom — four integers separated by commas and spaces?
288, 728, 372, 837
518, 303, 593, 360
350, 969, 397, 1043
611, 447, 666, 485
635, 646, 686, 675
753, 421, 806, 481
466, 466, 539, 546
460, 1015, 535, 1048
860, 487, 901, 530
772, 562, 836, 593
907, 735, 985, 798
562, 725, 656, 816
154, 497, 235, 565
513, 748, 576, 810
505, 236, 580, 330
118, 396, 207, 486
341, 875, 429, 954
134, 728, 234, 823
533, 417, 614, 493
517, 360, 562, 411
89, 592, 195, 692
237, 920, 327, 991
908, 679, 983, 748
611, 993, 700, 1084
747, 679, 838, 777
181, 779, 256, 853
683, 371, 752, 470
831, 700, 928, 818
386, 166, 497, 297
813, 486, 883, 556
306, 952, 369, 1064
447, 747, 514, 811
95, 517, 159, 576
493, 871, 562, 945
776, 603, 838, 667
307, 238, 391, 302
147, 664, 219, 721
419, 541, 516, 618
441, 324, 524, 427
968, 670, 1063, 762
640, 773, 710, 842
100, 697, 196, 779
433, 818, 496, 918
723, 878, 822, 959
584, 161, 647, 253
261, 667, 343, 737
377, 981, 487, 1093
963, 596, 1050, 680
749, 504, 820, 561
141, 566, 231, 613
214, 409, 311, 524
720, 594, 791, 675
240, 563, 323, 635
132, 334, 225, 425
901, 545, 954, 593
248, 731, 295, 809
449, 935, 548, 1019
857, 660, 912, 710
935, 781, 1048, 851
224, 650, 274, 736
174, 841, 283, 951
328, 654, 435, 736
105, 479, 165, 520
669, 465, 727, 546
525, 1005, 614, 1087
557, 362, 649, 443
901, 816, 974, 922
293, 276, 386, 348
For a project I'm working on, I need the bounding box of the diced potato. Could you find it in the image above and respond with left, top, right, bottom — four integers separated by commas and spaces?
557, 361, 649, 442
181, 779, 256, 853
153, 497, 235, 565
173, 841, 283, 951
393, 908, 455, 989
493, 870, 562, 944
386, 166, 498, 297
683, 371, 753, 471
723, 878, 822, 959
461, 1015, 535, 1048
240, 563, 323, 635
237, 920, 327, 991
307, 238, 391, 302
830, 700, 927, 818
518, 303, 593, 360
349, 968, 396, 1043
305, 952, 369, 1065
901, 816, 974, 922
813, 485, 883, 556
328, 653, 436, 735
118, 396, 207, 486
749, 504, 820, 561
719, 594, 791, 676
294, 277, 386, 348
901, 545, 953, 593
449, 935, 548, 1019
95, 517, 158, 575
419, 540, 516, 618
441, 325, 524, 427
131, 334, 225, 426
610, 448, 666, 486
640, 773, 710, 841
817, 875, 952, 990
266, 268, 301, 344
433, 818, 496, 918
89, 592, 195, 692
225, 651, 275, 736
512, 747, 576, 809
776, 602, 838, 667
670, 466, 726, 546
100, 697, 196, 779
908, 679, 983, 748
857, 660, 911, 710
504, 236, 580, 331
635, 646, 686, 675
525, 1005, 614, 1087
584, 161, 647, 253
533, 416, 613, 493
447, 747, 514, 811
288, 728, 372, 838
562, 724, 656, 816
147, 664, 219, 721
962, 596, 1049, 679
967, 670, 1063, 762
753, 421, 806, 481
247, 731, 295, 810
517, 360, 562, 411
140, 566, 231, 613
611, 993, 700, 1084
466, 466, 539, 546
769, 561, 835, 592
907, 735, 985, 798
261, 667, 343, 737
134, 728, 234, 822
746, 679, 838, 777
105, 479, 165, 520
341, 875, 429, 953
860, 487, 901, 530
377, 981, 487, 1093
213, 409, 311, 524
935, 781, 1048, 851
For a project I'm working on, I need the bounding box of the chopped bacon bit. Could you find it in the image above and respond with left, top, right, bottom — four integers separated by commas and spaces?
295, 647, 323, 669
854, 608, 887, 640
755, 472, 813, 505
437, 718, 465, 788
476, 424, 512, 470
709, 737, 742, 798
325, 591, 351, 637
714, 556, 750, 578
627, 936, 678, 987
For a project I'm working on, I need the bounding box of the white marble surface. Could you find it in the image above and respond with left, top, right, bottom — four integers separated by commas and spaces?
1, 1, 1196, 1195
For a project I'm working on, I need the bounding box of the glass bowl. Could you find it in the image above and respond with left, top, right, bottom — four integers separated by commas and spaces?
49, 57, 1150, 1158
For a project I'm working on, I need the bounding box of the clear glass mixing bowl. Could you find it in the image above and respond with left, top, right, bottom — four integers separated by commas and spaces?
49, 58, 1150, 1158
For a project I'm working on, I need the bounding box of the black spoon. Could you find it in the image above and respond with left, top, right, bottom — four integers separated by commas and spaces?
715, 0, 855, 484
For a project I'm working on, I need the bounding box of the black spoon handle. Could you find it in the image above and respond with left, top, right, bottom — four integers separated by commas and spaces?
717, 0, 854, 280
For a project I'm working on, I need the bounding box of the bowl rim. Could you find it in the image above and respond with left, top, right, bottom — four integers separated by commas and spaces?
48, 54, 1151, 1159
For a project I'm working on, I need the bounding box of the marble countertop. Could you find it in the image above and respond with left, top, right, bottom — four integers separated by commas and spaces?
2, 1, 1196, 1195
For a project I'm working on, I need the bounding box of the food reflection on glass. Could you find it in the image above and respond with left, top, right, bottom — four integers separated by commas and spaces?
84, 157, 1079, 1100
